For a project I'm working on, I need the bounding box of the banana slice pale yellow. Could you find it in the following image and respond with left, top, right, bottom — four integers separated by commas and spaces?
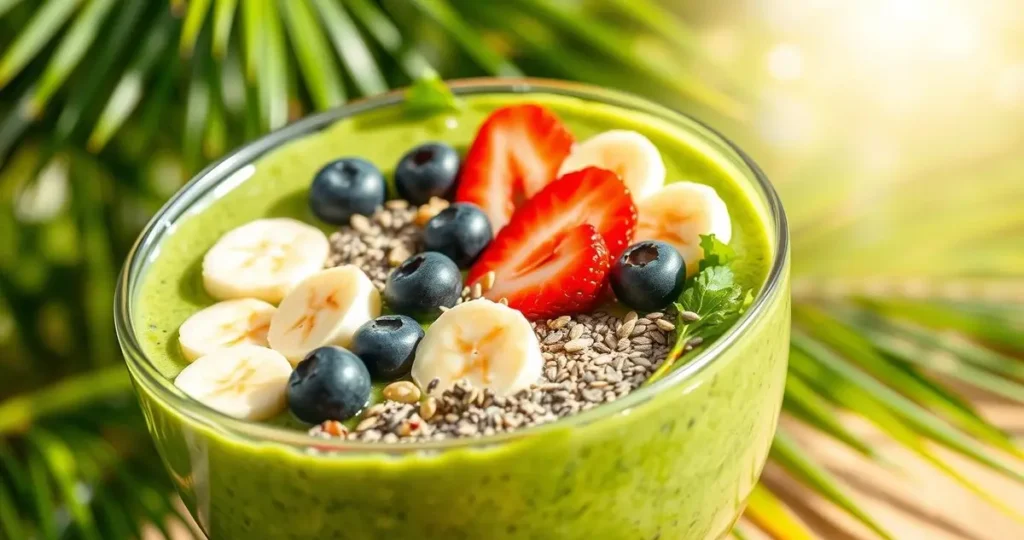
558, 130, 666, 200
412, 300, 543, 397
178, 298, 276, 361
202, 218, 330, 304
173, 344, 292, 421
267, 265, 381, 364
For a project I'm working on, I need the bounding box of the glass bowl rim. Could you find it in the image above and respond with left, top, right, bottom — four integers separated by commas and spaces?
113, 77, 789, 453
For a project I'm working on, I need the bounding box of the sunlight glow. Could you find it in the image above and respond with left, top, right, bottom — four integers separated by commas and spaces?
765, 43, 803, 81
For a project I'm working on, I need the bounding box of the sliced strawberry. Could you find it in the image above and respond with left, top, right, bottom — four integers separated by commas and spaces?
454, 104, 575, 231
468, 167, 637, 320
480, 224, 609, 319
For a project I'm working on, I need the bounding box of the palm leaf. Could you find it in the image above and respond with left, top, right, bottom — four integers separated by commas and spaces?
408, 0, 521, 76
51, 0, 149, 145
791, 331, 1022, 483
744, 483, 816, 540
794, 304, 1021, 458
0, 2, 1022, 539
87, 14, 176, 152
313, 0, 388, 96
280, 0, 346, 109
771, 429, 894, 540
0, 0, 80, 89
783, 373, 879, 461
26, 0, 115, 116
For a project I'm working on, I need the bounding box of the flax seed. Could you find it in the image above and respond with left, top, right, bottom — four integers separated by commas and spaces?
680, 310, 701, 323
548, 315, 571, 330
420, 397, 438, 421
350, 214, 372, 233
355, 417, 379, 432
655, 319, 676, 332
564, 338, 593, 353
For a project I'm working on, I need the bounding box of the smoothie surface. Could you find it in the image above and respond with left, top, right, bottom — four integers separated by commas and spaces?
135, 92, 773, 384
128, 90, 788, 539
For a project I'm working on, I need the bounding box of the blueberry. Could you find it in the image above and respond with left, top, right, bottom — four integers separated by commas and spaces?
350, 315, 425, 380
384, 252, 462, 320
609, 241, 686, 312
422, 203, 493, 268
394, 142, 460, 205
287, 346, 371, 423
309, 158, 386, 225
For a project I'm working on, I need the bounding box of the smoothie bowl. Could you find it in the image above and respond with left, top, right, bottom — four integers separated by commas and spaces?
114, 79, 790, 539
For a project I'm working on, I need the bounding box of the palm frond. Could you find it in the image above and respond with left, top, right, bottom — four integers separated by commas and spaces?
0, 2, 1021, 539
0, 369, 185, 539
771, 429, 894, 540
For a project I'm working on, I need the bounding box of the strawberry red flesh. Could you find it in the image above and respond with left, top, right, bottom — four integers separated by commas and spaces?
454, 104, 575, 231
480, 224, 609, 320
468, 167, 637, 320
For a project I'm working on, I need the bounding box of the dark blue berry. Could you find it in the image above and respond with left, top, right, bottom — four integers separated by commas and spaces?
609, 241, 686, 312
309, 158, 385, 225
287, 346, 371, 423
422, 203, 493, 268
394, 142, 460, 205
384, 252, 462, 320
350, 315, 424, 380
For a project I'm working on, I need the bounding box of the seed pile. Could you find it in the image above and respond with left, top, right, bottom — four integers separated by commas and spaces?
326, 201, 423, 290
321, 308, 674, 443
319, 200, 677, 443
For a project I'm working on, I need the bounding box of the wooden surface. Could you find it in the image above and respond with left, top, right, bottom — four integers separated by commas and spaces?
754, 391, 1024, 539
149, 392, 1024, 539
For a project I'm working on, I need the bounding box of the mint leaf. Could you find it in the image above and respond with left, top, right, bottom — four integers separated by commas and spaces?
698, 234, 735, 271
646, 265, 746, 384
405, 70, 462, 116
677, 266, 744, 339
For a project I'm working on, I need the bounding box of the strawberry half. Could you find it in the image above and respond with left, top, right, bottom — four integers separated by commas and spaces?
454, 104, 575, 231
468, 167, 637, 320
480, 224, 609, 320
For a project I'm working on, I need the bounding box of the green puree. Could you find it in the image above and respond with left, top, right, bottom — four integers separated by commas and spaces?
138, 94, 771, 377
132, 93, 790, 539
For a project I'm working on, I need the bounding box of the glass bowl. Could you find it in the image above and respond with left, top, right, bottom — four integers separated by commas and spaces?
114, 78, 790, 539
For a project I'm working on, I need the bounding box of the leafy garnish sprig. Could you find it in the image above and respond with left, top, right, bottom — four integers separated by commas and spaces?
646, 235, 749, 384
404, 70, 463, 116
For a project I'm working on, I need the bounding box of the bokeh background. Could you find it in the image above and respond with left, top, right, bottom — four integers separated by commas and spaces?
0, 1, 1021, 538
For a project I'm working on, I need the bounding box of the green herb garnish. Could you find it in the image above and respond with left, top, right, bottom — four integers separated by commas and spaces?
646, 235, 748, 384
698, 233, 735, 271
404, 70, 463, 116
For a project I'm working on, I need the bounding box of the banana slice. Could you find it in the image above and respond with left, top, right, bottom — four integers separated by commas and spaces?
635, 181, 732, 276
412, 300, 542, 397
202, 218, 330, 304
557, 130, 665, 199
178, 298, 276, 361
267, 265, 381, 364
174, 344, 292, 420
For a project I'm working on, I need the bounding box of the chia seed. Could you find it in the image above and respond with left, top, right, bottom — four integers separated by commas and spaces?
326, 205, 421, 290
315, 199, 679, 443
332, 309, 673, 443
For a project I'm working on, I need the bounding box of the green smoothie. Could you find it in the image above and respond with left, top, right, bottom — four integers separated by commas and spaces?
123, 86, 790, 539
